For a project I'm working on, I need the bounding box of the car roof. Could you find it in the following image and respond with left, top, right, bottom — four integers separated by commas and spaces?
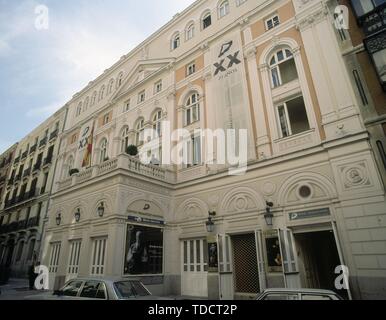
67, 277, 142, 283
262, 288, 338, 295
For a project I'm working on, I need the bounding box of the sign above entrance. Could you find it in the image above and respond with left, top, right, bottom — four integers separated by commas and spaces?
127, 215, 165, 226
289, 208, 331, 221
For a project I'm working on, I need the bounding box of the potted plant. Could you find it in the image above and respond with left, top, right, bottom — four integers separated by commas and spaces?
69, 168, 79, 176
126, 145, 139, 157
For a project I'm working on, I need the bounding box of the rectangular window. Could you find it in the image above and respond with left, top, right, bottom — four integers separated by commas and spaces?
138, 90, 146, 104
68, 240, 82, 276
49, 242, 61, 273
90, 238, 107, 276
183, 135, 202, 168
154, 81, 163, 94
124, 225, 163, 275
203, 14, 212, 29
182, 239, 208, 273
266, 14, 280, 30
124, 99, 131, 112
186, 62, 196, 76
276, 96, 310, 138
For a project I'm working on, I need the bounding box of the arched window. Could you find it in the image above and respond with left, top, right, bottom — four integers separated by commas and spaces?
120, 126, 130, 153
108, 79, 114, 94
76, 102, 82, 117
84, 97, 90, 111
171, 32, 180, 50
152, 110, 163, 138
99, 138, 108, 163
117, 72, 124, 88
202, 11, 212, 29
99, 85, 106, 101
91, 91, 97, 106
186, 22, 195, 41
269, 48, 298, 88
218, 0, 230, 18
135, 118, 145, 147
185, 92, 200, 126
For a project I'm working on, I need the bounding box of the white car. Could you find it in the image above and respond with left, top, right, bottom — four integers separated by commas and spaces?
256, 288, 344, 300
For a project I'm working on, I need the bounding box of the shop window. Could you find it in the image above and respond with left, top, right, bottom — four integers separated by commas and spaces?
124, 225, 163, 275
276, 96, 310, 138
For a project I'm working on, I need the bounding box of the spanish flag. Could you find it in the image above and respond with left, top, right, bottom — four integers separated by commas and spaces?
82, 125, 94, 168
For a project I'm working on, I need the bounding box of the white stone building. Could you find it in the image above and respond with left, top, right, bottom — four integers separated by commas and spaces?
39, 0, 386, 300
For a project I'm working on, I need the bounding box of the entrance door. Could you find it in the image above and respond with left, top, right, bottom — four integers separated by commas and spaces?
181, 239, 208, 298
294, 230, 349, 299
232, 233, 260, 295
218, 235, 234, 300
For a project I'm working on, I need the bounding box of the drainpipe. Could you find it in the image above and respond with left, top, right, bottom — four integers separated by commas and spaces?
37, 105, 69, 263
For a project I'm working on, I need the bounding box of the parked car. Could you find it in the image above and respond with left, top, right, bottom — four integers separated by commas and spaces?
25, 277, 169, 300
256, 288, 344, 300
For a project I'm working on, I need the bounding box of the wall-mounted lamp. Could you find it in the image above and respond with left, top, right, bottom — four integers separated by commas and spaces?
56, 213, 61, 226
264, 201, 274, 227
206, 211, 216, 233
74, 208, 81, 223
97, 202, 105, 217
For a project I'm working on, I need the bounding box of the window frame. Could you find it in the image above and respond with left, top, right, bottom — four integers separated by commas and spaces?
218, 0, 230, 19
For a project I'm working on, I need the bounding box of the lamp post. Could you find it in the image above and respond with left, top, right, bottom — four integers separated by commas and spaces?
264, 201, 274, 227
206, 211, 216, 233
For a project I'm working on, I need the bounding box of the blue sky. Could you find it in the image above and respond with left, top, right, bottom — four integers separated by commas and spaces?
0, 0, 194, 153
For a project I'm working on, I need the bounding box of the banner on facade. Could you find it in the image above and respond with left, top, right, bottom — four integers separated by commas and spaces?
78, 120, 94, 168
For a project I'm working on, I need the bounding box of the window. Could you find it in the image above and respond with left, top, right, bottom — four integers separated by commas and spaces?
276, 96, 310, 138
41, 172, 49, 194
183, 134, 202, 167
218, 1, 230, 18
76, 103, 82, 117
266, 15, 280, 30
351, 0, 386, 18
186, 62, 196, 76
80, 281, 107, 299
152, 110, 163, 138
182, 239, 208, 272
172, 33, 180, 50
124, 225, 163, 275
186, 23, 195, 41
135, 119, 145, 146
138, 90, 146, 104
90, 238, 107, 276
16, 241, 24, 261
27, 239, 36, 261
108, 79, 114, 94
49, 242, 61, 273
236, 0, 247, 6
185, 93, 200, 126
202, 12, 212, 29
117, 72, 124, 88
68, 240, 82, 276
62, 280, 83, 297
121, 127, 130, 153
154, 81, 163, 94
99, 139, 108, 163
124, 99, 131, 112
91, 91, 97, 106
269, 48, 298, 88
353, 70, 368, 105
102, 113, 110, 126
83, 97, 89, 111
99, 85, 105, 101
372, 48, 386, 85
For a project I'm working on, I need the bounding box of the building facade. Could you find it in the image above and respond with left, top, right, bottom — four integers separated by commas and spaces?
0, 144, 18, 212
28, 0, 386, 300
0, 108, 67, 278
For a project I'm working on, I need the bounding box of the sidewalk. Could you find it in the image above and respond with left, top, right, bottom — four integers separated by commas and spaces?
0, 278, 44, 300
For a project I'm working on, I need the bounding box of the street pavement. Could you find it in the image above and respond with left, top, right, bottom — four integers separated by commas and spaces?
0, 278, 51, 300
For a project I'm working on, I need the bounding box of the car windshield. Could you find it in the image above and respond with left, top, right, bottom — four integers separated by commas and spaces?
113, 281, 150, 298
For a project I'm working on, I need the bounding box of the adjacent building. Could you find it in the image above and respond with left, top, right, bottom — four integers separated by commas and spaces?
0, 107, 67, 278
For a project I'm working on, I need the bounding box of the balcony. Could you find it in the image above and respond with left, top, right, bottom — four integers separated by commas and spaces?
33, 161, 42, 172
14, 173, 22, 182
361, 5, 386, 36
39, 137, 47, 148
14, 157, 20, 164
57, 154, 175, 191
0, 217, 40, 235
43, 156, 52, 166
29, 144, 37, 154
21, 150, 28, 160
49, 129, 58, 141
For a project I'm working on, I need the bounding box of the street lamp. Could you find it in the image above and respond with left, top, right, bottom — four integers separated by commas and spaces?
264, 201, 274, 227
56, 213, 61, 226
97, 202, 105, 217
206, 211, 216, 233
74, 208, 81, 223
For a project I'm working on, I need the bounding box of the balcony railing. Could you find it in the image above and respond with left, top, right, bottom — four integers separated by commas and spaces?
14, 173, 22, 182
39, 137, 47, 148
57, 154, 175, 191
43, 156, 52, 166
14, 157, 20, 164
23, 168, 31, 178
361, 5, 386, 36
21, 150, 28, 160
0, 217, 40, 235
33, 161, 42, 172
